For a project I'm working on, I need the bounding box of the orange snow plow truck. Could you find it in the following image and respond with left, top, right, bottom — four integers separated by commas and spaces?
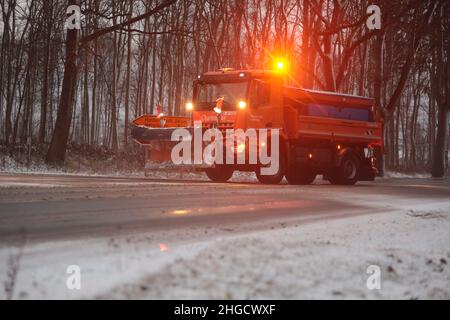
131, 68, 383, 185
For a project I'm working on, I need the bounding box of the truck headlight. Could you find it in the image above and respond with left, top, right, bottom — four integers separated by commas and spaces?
236, 143, 246, 153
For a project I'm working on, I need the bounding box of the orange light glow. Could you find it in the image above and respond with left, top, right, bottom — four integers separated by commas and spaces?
308, 153, 313, 159
337, 144, 341, 150
159, 243, 169, 252
186, 102, 193, 111
172, 209, 189, 215
238, 100, 247, 109
236, 143, 246, 153
274, 58, 287, 72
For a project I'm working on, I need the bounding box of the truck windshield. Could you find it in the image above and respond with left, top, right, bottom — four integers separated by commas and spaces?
196, 82, 248, 110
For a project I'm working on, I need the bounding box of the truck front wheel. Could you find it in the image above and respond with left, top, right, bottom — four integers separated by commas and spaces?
328, 153, 360, 185
205, 166, 234, 183
255, 156, 285, 184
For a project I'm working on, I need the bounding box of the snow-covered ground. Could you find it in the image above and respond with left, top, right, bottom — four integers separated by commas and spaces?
1, 207, 449, 300
383, 171, 432, 179
101, 205, 450, 299
96, 207, 450, 299
0, 155, 259, 183
0, 155, 141, 177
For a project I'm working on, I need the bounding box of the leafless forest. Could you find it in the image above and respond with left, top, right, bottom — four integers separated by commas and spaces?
0, 0, 449, 176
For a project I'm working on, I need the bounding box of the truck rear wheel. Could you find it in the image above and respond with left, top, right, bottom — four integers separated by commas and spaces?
329, 153, 360, 185
205, 166, 234, 183
285, 167, 316, 185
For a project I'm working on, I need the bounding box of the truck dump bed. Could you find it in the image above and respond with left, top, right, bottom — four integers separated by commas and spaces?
283, 87, 382, 145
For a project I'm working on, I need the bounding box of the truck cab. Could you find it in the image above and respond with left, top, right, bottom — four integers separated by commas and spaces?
190, 69, 284, 132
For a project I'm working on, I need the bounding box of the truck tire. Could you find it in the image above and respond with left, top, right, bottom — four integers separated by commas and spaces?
255, 156, 285, 184
328, 153, 360, 185
205, 166, 234, 183
285, 167, 316, 185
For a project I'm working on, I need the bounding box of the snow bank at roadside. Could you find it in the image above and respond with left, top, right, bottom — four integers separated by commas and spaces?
0, 155, 258, 183
103, 206, 450, 300
0, 235, 212, 299
383, 171, 432, 179
0, 155, 143, 177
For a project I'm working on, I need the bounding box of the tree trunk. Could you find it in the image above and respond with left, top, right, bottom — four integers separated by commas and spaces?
432, 105, 449, 177
46, 0, 78, 165
124, 0, 133, 147
39, 0, 52, 143
431, 3, 449, 178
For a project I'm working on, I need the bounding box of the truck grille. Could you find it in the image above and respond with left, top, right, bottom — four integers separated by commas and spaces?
206, 122, 234, 134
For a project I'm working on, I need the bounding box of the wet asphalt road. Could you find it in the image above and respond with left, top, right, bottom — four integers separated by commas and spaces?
0, 173, 449, 244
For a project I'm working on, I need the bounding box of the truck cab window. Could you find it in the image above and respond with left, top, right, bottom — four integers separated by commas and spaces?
196, 81, 248, 110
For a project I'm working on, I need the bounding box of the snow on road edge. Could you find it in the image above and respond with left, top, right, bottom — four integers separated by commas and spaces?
101, 206, 450, 300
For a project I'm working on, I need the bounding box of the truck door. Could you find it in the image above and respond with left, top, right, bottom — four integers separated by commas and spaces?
247, 78, 284, 130
247, 79, 272, 129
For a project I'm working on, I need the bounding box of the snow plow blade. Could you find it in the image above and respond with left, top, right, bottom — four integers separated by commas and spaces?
131, 114, 191, 145
131, 125, 194, 144
130, 114, 197, 172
